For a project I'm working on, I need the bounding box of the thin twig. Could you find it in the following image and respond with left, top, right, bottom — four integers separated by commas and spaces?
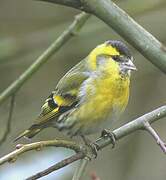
0, 94, 15, 145
0, 140, 85, 165
0, 12, 90, 106
72, 157, 89, 180
143, 121, 166, 153
26, 152, 85, 180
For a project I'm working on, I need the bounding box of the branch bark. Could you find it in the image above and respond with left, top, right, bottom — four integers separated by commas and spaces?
38, 0, 166, 73
0, 12, 90, 106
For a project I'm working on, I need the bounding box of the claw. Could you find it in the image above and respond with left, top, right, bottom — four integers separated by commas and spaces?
101, 129, 116, 148
81, 135, 99, 158
89, 142, 98, 158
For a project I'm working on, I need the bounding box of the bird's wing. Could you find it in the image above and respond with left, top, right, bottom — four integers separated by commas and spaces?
34, 59, 90, 126
56, 58, 89, 96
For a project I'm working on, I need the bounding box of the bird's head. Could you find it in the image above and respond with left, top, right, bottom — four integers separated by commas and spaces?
88, 40, 137, 76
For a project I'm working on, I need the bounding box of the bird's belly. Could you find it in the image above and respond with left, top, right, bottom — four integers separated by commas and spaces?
75, 99, 117, 134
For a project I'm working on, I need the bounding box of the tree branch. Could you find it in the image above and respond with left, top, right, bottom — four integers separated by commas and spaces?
72, 157, 89, 180
95, 105, 166, 151
0, 139, 85, 165
0, 94, 15, 145
26, 152, 85, 180
143, 121, 166, 153
0, 105, 165, 179
0, 12, 90, 106
38, 0, 166, 73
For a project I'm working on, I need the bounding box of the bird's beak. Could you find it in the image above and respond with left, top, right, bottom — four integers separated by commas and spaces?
123, 58, 137, 71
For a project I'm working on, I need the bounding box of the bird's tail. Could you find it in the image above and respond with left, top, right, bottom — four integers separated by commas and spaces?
14, 125, 41, 142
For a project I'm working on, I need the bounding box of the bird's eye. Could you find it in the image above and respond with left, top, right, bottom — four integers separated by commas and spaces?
111, 55, 124, 62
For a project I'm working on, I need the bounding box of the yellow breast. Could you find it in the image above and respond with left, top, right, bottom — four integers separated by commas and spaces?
75, 60, 130, 131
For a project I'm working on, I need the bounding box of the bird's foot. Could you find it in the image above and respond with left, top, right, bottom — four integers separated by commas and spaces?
101, 129, 116, 148
81, 135, 99, 159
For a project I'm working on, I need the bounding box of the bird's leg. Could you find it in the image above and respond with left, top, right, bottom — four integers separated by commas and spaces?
80, 135, 99, 158
101, 129, 116, 148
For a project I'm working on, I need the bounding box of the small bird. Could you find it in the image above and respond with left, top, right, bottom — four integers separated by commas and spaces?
15, 40, 136, 142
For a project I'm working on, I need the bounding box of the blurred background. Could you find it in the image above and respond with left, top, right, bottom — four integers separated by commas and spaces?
0, 0, 166, 179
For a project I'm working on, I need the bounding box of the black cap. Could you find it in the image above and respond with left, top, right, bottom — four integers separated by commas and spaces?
105, 40, 132, 58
